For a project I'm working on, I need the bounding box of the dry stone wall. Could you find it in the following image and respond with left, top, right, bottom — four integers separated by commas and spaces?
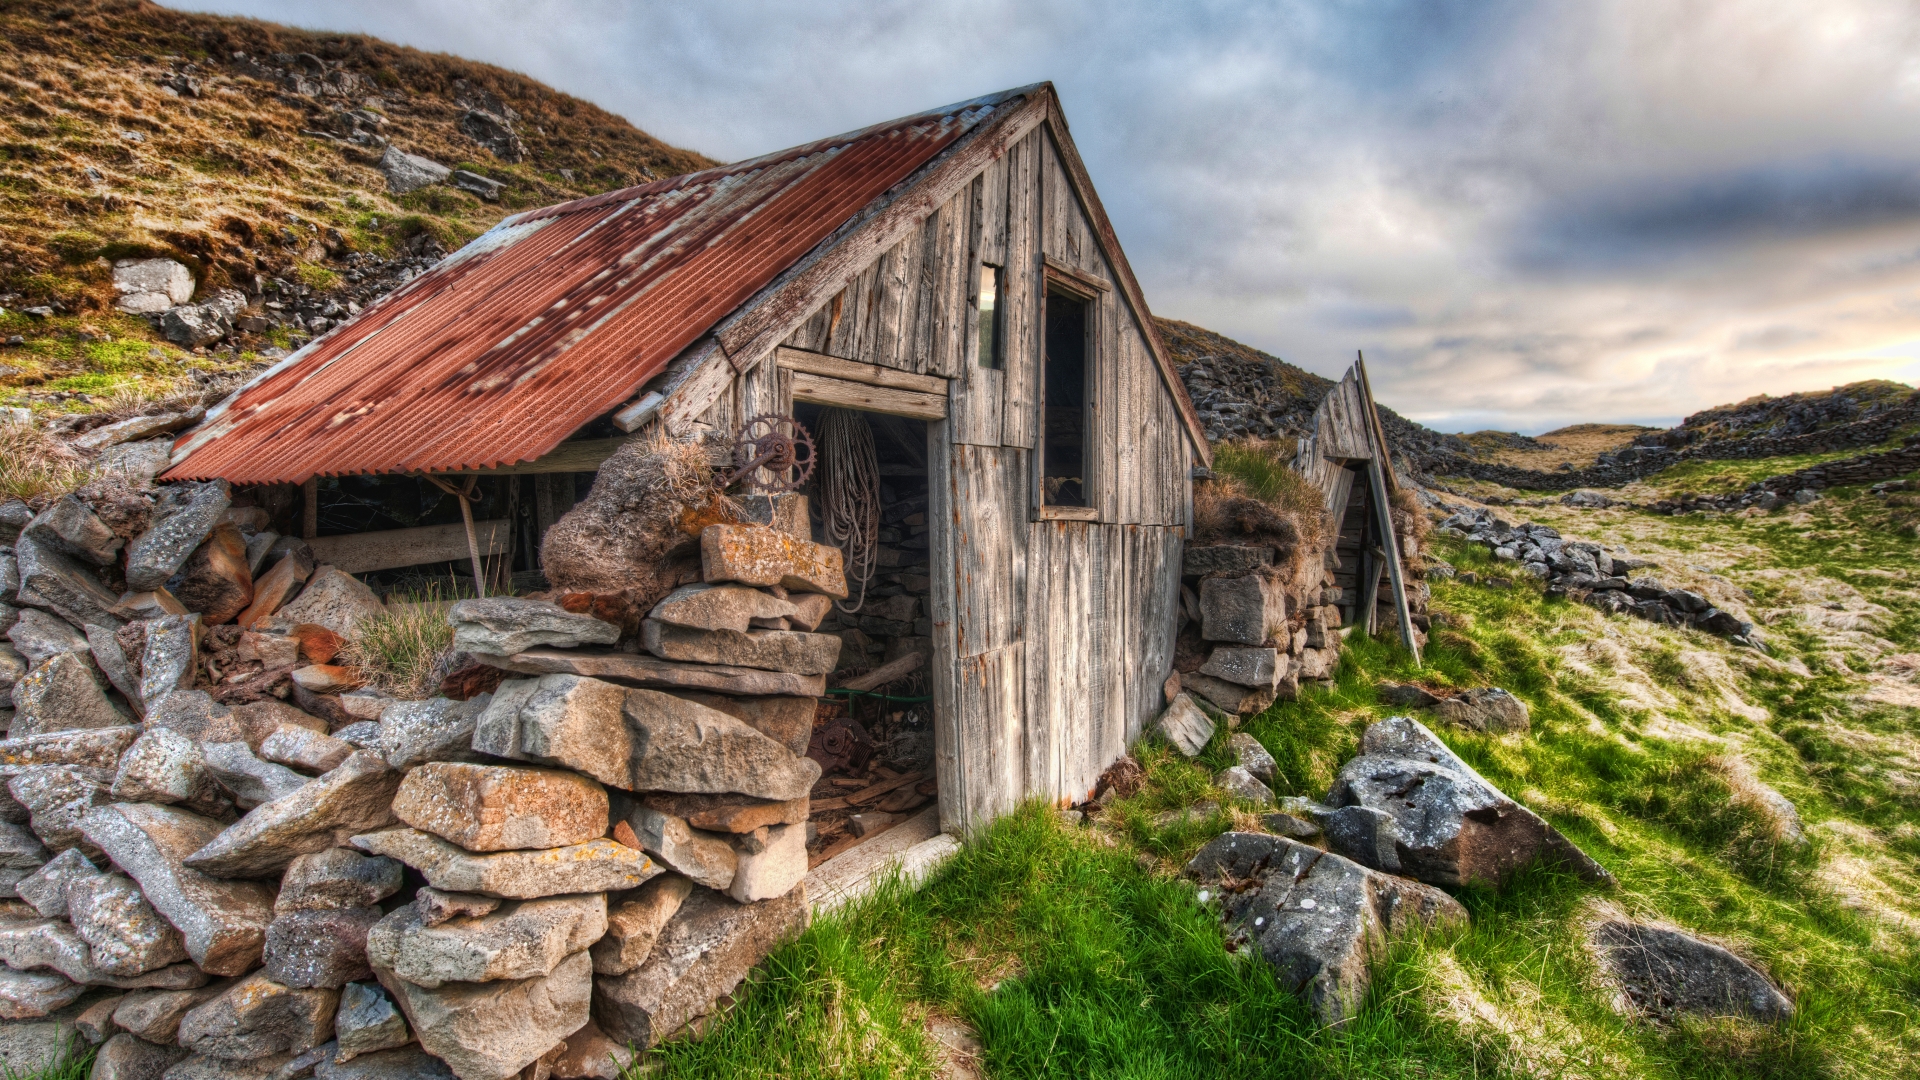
0, 475, 842, 1077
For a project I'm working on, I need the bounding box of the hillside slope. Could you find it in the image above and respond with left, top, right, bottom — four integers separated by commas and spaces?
0, 0, 713, 313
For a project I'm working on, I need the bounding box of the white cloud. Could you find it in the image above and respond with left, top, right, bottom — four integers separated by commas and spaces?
167, 0, 1920, 432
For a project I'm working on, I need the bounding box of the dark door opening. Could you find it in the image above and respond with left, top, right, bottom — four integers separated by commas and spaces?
1042, 290, 1088, 507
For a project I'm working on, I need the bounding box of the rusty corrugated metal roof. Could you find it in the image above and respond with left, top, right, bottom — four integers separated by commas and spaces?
166, 89, 1026, 485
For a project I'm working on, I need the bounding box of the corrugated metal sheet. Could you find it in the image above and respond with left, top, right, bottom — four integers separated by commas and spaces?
166, 90, 1023, 485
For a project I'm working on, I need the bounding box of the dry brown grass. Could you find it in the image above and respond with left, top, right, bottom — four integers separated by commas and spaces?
0, 419, 92, 503
1470, 423, 1657, 470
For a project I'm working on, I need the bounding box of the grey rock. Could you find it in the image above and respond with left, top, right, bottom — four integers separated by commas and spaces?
1215, 765, 1273, 807
1324, 716, 1613, 890
376, 948, 590, 1080
1227, 732, 1277, 783
201, 743, 310, 810
331, 982, 407, 1064
183, 751, 401, 878
1590, 918, 1793, 1022
10, 653, 130, 737
91, 1031, 189, 1079
390, 763, 606, 853
330, 724, 380, 753
74, 409, 203, 454
0, 917, 200, 988
0, 819, 48, 869
139, 618, 201, 707
1198, 573, 1286, 646
263, 908, 383, 989
1261, 811, 1321, 839
178, 971, 337, 1061
639, 620, 841, 676
1198, 647, 1283, 691
662, 692, 815, 757
0, 968, 85, 1019
366, 894, 606, 987
449, 169, 505, 200
590, 875, 692, 976
13, 537, 124, 629
23, 497, 122, 567
1430, 688, 1531, 734
412, 888, 498, 928
0, 728, 137, 770
727, 821, 804, 902
112, 729, 221, 809
95, 440, 178, 486
112, 258, 195, 312
375, 697, 488, 772
446, 598, 618, 656
0, 996, 97, 1072
77, 804, 276, 976
126, 483, 230, 593
274, 850, 402, 914
160, 302, 231, 349
1181, 545, 1273, 578
548, 1020, 633, 1080
350, 829, 656, 899
257, 727, 352, 775
1179, 670, 1277, 716
626, 808, 734, 891
67, 871, 191, 976
1152, 693, 1214, 757
375, 146, 448, 195
316, 1041, 452, 1080
1376, 682, 1441, 708
9, 766, 112, 854
475, 648, 826, 697
145, 692, 244, 747
647, 584, 796, 634
591, 887, 808, 1048
15, 848, 93, 917
161, 1052, 300, 1079
113, 983, 229, 1044
622, 689, 822, 800
87, 624, 144, 716
473, 677, 627, 788
272, 570, 382, 639
7, 607, 90, 667
0, 643, 22, 699
1187, 832, 1467, 1026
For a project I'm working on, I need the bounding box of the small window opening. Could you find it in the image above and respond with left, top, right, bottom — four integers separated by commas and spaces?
976, 263, 1004, 369
1042, 290, 1088, 507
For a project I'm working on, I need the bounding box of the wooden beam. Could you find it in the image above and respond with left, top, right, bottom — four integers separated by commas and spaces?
1366, 456, 1420, 666
307, 519, 512, 575
449, 437, 629, 477
775, 347, 948, 395
1034, 504, 1098, 522
789, 371, 947, 420
1041, 256, 1110, 296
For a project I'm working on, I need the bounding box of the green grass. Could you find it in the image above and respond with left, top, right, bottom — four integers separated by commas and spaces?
619, 472, 1920, 1080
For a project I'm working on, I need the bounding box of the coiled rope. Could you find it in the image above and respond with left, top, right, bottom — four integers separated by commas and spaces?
818, 407, 880, 613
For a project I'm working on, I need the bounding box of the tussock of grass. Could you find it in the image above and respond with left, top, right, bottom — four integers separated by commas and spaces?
340, 587, 458, 699
0, 419, 92, 502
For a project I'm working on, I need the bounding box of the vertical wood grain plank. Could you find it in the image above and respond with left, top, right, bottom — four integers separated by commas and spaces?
928, 192, 969, 379
951, 160, 1008, 446
928, 418, 964, 833
1000, 129, 1039, 451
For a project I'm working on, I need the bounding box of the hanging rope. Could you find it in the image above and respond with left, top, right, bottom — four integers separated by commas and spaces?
817, 408, 880, 613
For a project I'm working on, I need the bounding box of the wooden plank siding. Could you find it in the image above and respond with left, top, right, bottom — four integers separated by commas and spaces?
752, 112, 1200, 829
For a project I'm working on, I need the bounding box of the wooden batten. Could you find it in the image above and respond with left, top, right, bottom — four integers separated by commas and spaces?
789, 371, 947, 420
774, 347, 948, 395
450, 436, 630, 476
307, 519, 511, 574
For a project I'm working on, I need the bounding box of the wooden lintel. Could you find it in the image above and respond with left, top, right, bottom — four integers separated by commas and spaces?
307, 519, 511, 575
1034, 504, 1099, 522
790, 371, 947, 420
1041, 255, 1110, 296
775, 347, 948, 395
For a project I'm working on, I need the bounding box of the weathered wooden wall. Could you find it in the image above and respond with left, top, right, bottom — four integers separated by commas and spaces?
742, 119, 1196, 829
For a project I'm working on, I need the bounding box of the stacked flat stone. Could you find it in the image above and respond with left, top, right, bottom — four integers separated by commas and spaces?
444, 515, 839, 1061
0, 483, 833, 1078
1172, 542, 1328, 721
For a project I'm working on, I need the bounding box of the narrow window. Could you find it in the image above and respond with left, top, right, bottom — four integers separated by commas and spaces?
1041, 289, 1088, 507
976, 263, 1004, 369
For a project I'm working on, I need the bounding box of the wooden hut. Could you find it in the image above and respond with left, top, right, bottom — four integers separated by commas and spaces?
1290, 358, 1420, 663
165, 84, 1210, 832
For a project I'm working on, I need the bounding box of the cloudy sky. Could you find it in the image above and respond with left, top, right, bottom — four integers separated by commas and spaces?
170, 0, 1920, 433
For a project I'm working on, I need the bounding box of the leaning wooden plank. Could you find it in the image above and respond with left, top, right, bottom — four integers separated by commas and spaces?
804, 807, 956, 915
307, 519, 510, 574
776, 347, 949, 394
1367, 454, 1422, 666
790, 371, 947, 420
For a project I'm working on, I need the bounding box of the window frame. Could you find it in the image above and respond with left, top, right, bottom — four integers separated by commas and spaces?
1034, 263, 1106, 521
